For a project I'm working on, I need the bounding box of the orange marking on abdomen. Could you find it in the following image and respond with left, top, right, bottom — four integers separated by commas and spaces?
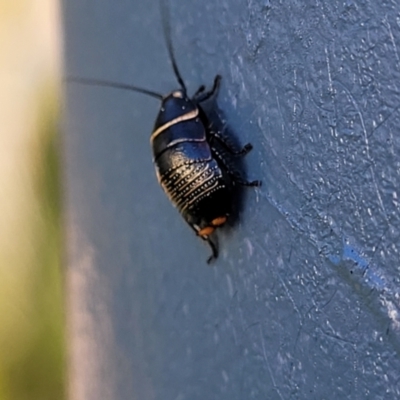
198, 226, 215, 236
211, 216, 227, 226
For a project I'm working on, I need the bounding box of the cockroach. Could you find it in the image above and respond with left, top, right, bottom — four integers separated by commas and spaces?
68, 0, 261, 263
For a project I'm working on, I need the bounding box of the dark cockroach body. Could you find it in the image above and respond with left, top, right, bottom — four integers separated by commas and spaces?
67, 0, 260, 263
152, 88, 233, 261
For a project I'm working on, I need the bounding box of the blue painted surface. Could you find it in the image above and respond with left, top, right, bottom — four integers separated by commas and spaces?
63, 0, 400, 399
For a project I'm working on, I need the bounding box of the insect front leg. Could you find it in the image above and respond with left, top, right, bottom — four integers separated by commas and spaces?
194, 84, 206, 97
194, 75, 221, 103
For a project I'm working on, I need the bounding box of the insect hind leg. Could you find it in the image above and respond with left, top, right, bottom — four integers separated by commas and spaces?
186, 219, 219, 264
205, 236, 218, 264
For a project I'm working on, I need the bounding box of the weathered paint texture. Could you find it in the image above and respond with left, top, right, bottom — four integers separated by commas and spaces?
63, 0, 400, 399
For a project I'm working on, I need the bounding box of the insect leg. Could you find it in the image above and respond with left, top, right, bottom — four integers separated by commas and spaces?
210, 130, 253, 156
212, 147, 262, 187
194, 75, 222, 103
185, 219, 219, 264
194, 84, 206, 97
205, 237, 218, 264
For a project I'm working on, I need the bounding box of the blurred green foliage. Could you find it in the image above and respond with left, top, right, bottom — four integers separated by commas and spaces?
0, 89, 66, 400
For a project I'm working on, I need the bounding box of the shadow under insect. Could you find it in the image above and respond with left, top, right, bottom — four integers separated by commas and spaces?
199, 88, 261, 253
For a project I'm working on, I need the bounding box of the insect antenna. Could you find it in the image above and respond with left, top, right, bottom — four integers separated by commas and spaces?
160, 0, 187, 93
66, 76, 163, 100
